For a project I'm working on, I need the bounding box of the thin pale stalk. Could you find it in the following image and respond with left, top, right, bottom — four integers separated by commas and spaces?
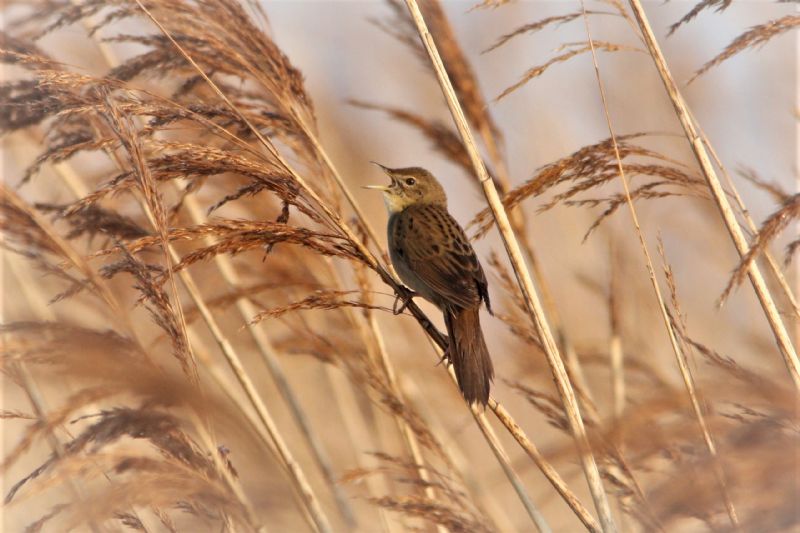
578, 5, 739, 527
181, 195, 357, 528
64, 104, 329, 530
609, 241, 625, 422
488, 400, 601, 533
73, 18, 354, 525
472, 410, 552, 533
185, 409, 260, 532
365, 314, 433, 479
401, 1, 615, 530
300, 134, 384, 250
321, 259, 442, 519
476, 81, 598, 415
626, 0, 800, 389
130, 5, 600, 530
367, 311, 444, 521
5, 257, 106, 533
148, 234, 330, 533
187, 334, 278, 458
796, 52, 800, 348
657, 243, 740, 529
322, 366, 396, 533
485, 125, 599, 418
400, 375, 518, 533
608, 238, 629, 531
418, 339, 584, 531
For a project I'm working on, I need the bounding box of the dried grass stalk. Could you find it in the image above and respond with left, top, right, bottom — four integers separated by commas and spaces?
379, 0, 500, 141
577, 3, 738, 526
469, 133, 703, 239
626, 0, 800, 389
400, 1, 617, 530
694, 133, 800, 317
722, 194, 800, 301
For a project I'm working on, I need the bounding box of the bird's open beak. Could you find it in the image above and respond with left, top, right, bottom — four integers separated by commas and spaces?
370, 161, 392, 174
362, 161, 394, 191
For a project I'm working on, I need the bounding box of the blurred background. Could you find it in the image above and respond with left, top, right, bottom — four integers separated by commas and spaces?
2, 1, 797, 532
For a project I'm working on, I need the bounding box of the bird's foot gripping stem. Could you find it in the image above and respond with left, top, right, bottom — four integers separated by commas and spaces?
436, 340, 453, 368
392, 286, 418, 315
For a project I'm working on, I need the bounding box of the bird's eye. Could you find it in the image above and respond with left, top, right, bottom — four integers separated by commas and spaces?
405, 177, 416, 186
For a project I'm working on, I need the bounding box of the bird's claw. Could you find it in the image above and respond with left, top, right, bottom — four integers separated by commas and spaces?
392, 287, 418, 315
435, 341, 452, 368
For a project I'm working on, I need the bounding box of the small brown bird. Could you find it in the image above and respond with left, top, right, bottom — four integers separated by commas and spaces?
365, 164, 494, 406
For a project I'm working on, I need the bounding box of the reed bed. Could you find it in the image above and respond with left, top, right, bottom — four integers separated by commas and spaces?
1, 1, 797, 531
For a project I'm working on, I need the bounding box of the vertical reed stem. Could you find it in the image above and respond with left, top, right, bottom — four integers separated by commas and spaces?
578, 3, 739, 526
626, 0, 800, 389
402, 1, 616, 530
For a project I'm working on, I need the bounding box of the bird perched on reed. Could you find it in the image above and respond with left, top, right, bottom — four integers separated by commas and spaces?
365, 163, 494, 406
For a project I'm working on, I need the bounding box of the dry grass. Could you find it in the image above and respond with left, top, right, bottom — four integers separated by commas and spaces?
722, 194, 800, 300
2, 1, 798, 532
690, 14, 800, 82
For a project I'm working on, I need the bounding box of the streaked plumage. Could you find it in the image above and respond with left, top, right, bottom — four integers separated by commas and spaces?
388, 203, 490, 311
366, 165, 494, 405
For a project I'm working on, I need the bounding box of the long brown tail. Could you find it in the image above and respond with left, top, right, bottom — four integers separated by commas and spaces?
444, 305, 494, 406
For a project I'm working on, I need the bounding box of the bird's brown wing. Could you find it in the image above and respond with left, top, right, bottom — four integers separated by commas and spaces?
396, 204, 488, 310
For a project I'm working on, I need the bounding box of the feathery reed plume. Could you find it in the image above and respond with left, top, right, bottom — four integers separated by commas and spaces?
343, 452, 493, 533
377, 0, 499, 142
470, 134, 703, 238
2, 318, 260, 530
471, 0, 514, 10
668, 0, 732, 35
495, 41, 639, 101
249, 289, 391, 323
400, 0, 616, 529
350, 100, 487, 184
690, 15, 800, 82
483, 10, 616, 53
590, 380, 797, 530
738, 167, 790, 204
721, 194, 800, 301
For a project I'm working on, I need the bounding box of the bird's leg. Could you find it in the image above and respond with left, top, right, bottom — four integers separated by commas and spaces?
435, 338, 453, 368
392, 286, 418, 315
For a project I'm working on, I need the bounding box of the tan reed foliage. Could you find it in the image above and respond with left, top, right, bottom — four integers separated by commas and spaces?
668, 0, 732, 36
723, 194, 800, 298
690, 14, 800, 82
495, 41, 641, 102
2, 0, 798, 531
399, 0, 617, 530
630, 0, 800, 390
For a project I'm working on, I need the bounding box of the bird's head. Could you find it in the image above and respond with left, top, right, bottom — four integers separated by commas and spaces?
363, 163, 447, 213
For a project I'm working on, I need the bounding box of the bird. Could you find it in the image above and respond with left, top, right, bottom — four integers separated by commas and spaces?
364, 163, 494, 406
